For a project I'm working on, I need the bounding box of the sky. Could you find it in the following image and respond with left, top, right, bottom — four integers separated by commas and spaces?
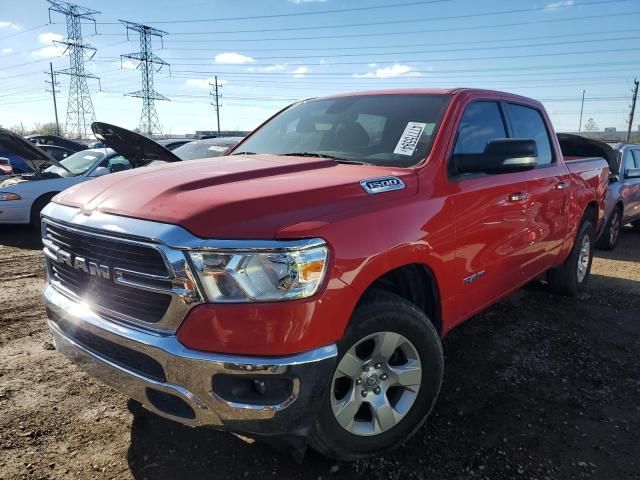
1, 0, 639, 137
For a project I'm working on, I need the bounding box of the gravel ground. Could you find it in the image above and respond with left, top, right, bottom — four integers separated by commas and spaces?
0, 225, 638, 480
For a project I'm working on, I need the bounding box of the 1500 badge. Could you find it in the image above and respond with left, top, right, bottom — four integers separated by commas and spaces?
360, 176, 405, 195
463, 270, 486, 285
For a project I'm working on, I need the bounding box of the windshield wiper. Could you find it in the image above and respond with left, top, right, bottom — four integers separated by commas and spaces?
281, 152, 372, 165
231, 151, 257, 155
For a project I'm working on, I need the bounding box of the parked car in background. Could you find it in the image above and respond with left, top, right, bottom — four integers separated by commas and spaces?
0, 123, 181, 228
0, 128, 56, 175
559, 134, 640, 249
172, 136, 244, 160
42, 89, 608, 461
26, 134, 88, 153
38, 145, 76, 162
601, 142, 640, 247
0, 158, 13, 175
157, 138, 193, 151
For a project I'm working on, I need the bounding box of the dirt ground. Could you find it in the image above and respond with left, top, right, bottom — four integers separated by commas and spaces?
0, 225, 638, 480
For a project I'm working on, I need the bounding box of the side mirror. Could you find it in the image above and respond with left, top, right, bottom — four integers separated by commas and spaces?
91, 166, 110, 177
453, 139, 538, 175
626, 168, 640, 179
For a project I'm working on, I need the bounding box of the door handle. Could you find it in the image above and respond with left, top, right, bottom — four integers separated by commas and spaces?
555, 181, 569, 190
508, 192, 528, 202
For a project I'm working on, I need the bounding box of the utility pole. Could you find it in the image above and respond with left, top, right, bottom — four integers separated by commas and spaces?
210, 76, 222, 136
120, 20, 170, 137
578, 89, 586, 133
47, 1, 100, 139
45, 62, 61, 136
626, 79, 638, 142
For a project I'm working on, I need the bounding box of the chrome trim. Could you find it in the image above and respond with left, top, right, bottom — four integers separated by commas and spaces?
360, 176, 406, 195
41, 213, 203, 333
45, 285, 337, 429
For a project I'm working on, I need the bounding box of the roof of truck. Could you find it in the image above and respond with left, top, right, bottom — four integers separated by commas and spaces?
308, 88, 543, 105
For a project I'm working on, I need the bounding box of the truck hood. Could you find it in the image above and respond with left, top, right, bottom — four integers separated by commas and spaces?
53, 155, 418, 239
91, 122, 182, 165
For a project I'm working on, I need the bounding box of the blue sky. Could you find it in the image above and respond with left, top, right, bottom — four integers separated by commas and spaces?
1, 0, 639, 136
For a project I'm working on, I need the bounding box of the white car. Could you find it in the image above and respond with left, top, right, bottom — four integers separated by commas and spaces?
0, 124, 182, 228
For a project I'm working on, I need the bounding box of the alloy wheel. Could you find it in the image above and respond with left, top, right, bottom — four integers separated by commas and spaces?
330, 331, 421, 436
609, 210, 621, 245
577, 234, 591, 283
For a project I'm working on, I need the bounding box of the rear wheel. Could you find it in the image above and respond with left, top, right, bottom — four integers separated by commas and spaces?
596, 207, 622, 250
309, 290, 443, 461
547, 218, 595, 296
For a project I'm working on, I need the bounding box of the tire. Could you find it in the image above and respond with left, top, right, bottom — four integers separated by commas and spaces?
547, 218, 595, 296
596, 206, 622, 250
309, 290, 443, 461
30, 193, 57, 231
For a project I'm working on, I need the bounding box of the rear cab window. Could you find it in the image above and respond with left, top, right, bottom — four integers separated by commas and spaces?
505, 103, 554, 166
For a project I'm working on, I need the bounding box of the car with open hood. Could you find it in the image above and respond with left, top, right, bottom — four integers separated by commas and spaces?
0, 128, 57, 176
0, 123, 180, 228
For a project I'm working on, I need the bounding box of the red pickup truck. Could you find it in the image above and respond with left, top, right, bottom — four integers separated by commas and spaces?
41, 89, 608, 461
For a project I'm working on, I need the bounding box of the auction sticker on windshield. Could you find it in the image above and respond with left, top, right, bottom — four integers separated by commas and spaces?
393, 122, 428, 156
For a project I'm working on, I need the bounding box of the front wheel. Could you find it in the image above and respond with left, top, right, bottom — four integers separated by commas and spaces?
309, 290, 443, 461
547, 218, 595, 296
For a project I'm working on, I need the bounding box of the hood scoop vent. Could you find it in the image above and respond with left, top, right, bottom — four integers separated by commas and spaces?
360, 176, 406, 195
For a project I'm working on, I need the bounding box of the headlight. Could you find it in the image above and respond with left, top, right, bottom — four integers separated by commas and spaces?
188, 241, 329, 302
0, 192, 21, 201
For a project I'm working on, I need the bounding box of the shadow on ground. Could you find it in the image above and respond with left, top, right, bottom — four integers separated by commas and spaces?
0, 224, 42, 250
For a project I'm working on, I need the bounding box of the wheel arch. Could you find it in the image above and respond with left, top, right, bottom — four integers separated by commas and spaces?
349, 261, 443, 336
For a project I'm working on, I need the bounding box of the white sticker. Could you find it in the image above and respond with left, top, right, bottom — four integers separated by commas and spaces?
208, 145, 228, 152
393, 122, 428, 156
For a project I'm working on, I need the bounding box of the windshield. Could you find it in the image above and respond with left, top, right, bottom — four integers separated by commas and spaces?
44, 150, 106, 176
233, 94, 451, 167
173, 141, 235, 160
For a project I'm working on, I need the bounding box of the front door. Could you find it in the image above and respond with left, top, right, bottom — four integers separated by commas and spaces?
447, 101, 534, 324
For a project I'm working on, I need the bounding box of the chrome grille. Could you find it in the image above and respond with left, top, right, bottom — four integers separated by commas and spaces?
43, 221, 177, 326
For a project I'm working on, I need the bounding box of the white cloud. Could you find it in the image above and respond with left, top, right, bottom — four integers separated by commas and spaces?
185, 77, 227, 88
38, 32, 63, 44
353, 63, 421, 79
292, 66, 309, 78
32, 45, 65, 58
544, 0, 573, 11
288, 0, 327, 3
119, 59, 138, 70
214, 52, 254, 64
2, 48, 13, 54
0, 21, 18, 30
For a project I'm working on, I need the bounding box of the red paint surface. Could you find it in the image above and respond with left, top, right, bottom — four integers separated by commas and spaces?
55, 89, 609, 356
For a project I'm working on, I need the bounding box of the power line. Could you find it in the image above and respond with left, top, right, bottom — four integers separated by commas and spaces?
131, 10, 637, 42
0, 23, 48, 41
97, 0, 451, 24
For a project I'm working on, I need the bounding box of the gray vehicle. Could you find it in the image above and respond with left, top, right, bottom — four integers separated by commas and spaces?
557, 134, 640, 250
598, 142, 640, 249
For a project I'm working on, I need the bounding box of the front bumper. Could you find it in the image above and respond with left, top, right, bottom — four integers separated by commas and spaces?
44, 284, 337, 436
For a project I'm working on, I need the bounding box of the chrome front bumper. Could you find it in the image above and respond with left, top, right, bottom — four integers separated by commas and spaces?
44, 285, 337, 436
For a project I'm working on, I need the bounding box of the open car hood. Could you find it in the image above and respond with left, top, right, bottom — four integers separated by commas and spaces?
557, 133, 619, 175
91, 122, 182, 166
0, 128, 58, 173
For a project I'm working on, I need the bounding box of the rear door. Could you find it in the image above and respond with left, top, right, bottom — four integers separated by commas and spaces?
503, 102, 569, 278
447, 100, 534, 322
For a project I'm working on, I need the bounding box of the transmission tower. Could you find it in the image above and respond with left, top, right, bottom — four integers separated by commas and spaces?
120, 21, 170, 136
47, 1, 100, 139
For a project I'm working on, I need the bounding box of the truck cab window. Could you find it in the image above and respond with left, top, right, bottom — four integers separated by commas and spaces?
506, 103, 553, 166
453, 101, 506, 155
